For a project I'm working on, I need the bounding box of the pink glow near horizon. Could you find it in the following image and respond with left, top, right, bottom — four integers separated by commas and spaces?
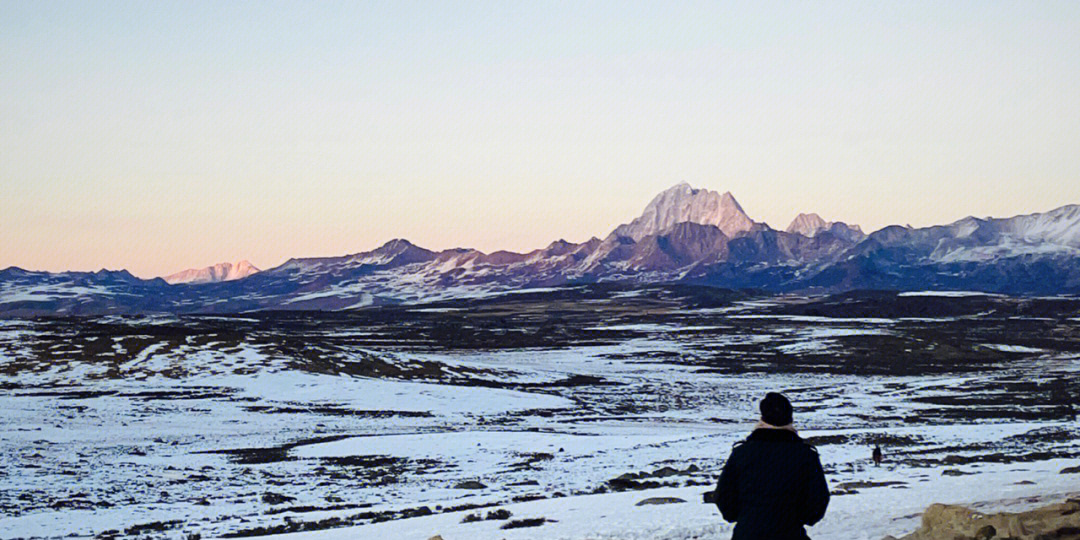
3, 2, 1079, 278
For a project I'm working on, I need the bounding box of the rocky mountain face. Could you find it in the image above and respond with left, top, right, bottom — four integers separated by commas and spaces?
786, 213, 829, 236
2, 184, 1079, 314
164, 261, 261, 284
612, 183, 756, 240
786, 213, 865, 243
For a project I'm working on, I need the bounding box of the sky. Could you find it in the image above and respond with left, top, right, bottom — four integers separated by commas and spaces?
2, 1, 1079, 278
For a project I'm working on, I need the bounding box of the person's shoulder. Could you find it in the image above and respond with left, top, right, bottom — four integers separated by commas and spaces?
795, 438, 821, 461
794, 434, 817, 450
728, 436, 754, 458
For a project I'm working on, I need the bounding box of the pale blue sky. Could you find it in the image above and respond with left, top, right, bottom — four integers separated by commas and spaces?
3, 1, 1079, 277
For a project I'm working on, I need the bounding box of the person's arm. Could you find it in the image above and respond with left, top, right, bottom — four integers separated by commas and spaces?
716, 449, 739, 522
802, 450, 830, 526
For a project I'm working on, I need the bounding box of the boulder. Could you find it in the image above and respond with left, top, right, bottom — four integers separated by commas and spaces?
453, 480, 487, 490
636, 497, 687, 506
941, 468, 973, 476
261, 492, 295, 505
890, 498, 1080, 540
652, 466, 680, 478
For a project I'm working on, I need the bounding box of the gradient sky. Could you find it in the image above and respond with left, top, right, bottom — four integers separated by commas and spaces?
3, 1, 1079, 278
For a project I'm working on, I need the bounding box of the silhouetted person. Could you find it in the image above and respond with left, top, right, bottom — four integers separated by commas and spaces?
872, 445, 883, 466
715, 392, 830, 539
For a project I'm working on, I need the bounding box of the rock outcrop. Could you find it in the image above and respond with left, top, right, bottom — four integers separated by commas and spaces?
885, 498, 1080, 540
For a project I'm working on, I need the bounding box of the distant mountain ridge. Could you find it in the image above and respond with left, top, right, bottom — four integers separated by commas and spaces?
164, 261, 260, 284
786, 213, 865, 242
2, 184, 1079, 315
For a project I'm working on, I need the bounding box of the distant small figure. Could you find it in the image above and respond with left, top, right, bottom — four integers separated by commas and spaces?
872, 445, 883, 467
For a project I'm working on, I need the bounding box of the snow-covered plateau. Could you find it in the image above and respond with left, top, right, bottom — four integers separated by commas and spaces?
1, 287, 1078, 539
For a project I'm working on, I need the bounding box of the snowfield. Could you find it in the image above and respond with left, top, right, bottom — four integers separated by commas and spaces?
262, 462, 1080, 540
1, 289, 1078, 539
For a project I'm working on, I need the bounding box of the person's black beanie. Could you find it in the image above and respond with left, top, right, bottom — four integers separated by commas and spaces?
760, 392, 793, 426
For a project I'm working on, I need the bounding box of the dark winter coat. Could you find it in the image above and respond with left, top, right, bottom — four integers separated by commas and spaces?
715, 428, 830, 540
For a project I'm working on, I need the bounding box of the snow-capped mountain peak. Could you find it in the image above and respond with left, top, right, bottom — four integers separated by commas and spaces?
164, 261, 260, 285
612, 183, 756, 240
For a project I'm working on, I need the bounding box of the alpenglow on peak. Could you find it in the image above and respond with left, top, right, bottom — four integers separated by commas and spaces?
164, 260, 260, 285
786, 213, 830, 237
612, 183, 756, 241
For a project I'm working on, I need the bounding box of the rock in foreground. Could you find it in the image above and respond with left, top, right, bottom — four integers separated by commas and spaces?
886, 498, 1080, 540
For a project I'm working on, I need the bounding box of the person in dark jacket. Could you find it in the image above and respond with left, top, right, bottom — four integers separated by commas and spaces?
715, 392, 830, 540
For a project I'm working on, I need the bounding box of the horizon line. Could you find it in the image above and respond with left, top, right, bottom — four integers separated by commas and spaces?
4, 191, 1079, 280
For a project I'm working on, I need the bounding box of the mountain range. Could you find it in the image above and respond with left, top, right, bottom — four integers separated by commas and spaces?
2, 183, 1079, 315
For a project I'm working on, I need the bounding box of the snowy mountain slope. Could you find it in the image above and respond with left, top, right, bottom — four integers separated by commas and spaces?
798, 207, 1080, 295
927, 205, 1080, 263
840, 205, 1080, 265
1000, 204, 1080, 246
0, 268, 172, 316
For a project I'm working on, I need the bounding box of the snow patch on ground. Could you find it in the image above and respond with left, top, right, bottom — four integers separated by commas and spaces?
730, 315, 898, 324
212, 371, 574, 415
896, 291, 1000, 298
980, 344, 1046, 353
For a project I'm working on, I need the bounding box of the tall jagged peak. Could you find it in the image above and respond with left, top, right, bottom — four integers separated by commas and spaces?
786, 213, 865, 241
612, 183, 756, 241
786, 213, 830, 237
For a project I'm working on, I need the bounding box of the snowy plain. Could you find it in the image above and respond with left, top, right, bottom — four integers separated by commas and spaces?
1, 291, 1079, 540
263, 460, 1080, 540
